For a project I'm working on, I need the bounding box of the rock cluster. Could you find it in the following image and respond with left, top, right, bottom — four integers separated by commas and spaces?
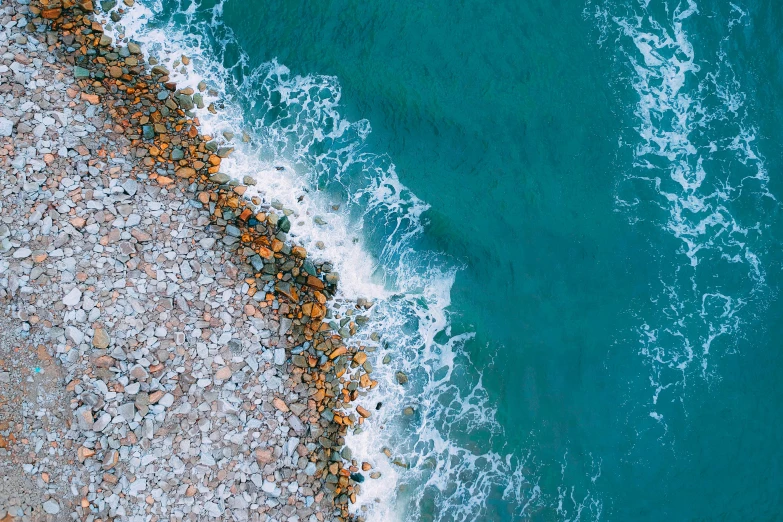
0, 0, 380, 520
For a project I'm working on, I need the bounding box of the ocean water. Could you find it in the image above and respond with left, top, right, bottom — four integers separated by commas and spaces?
106, 0, 783, 520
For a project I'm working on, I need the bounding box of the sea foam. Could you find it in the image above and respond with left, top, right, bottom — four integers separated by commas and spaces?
587, 0, 774, 427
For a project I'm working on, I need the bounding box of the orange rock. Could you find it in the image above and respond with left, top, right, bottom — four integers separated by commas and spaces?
81, 92, 100, 104
329, 346, 347, 360
77, 446, 95, 462
42, 8, 62, 18
157, 176, 174, 186
176, 167, 195, 178
307, 275, 325, 290
356, 405, 371, 418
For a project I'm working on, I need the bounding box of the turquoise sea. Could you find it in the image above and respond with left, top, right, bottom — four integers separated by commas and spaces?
115, 0, 783, 520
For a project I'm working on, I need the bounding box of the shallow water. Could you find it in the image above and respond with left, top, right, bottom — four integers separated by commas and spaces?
116, 0, 783, 519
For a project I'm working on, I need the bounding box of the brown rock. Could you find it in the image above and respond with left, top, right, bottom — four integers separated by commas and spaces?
356, 405, 371, 418
306, 275, 325, 289
272, 398, 289, 412
255, 448, 274, 464
94, 355, 115, 368
70, 216, 86, 228
42, 8, 62, 18
329, 346, 347, 360
92, 327, 110, 349
176, 167, 196, 178
109, 66, 122, 78
131, 229, 152, 242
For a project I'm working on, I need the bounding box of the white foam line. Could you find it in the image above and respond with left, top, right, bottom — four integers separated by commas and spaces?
100, 1, 606, 519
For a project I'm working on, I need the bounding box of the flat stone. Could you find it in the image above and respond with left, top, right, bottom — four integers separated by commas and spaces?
93, 412, 111, 432
73, 66, 90, 79
13, 247, 31, 259
209, 173, 230, 184
42, 500, 60, 514
118, 402, 136, 422
122, 179, 138, 196
66, 326, 84, 345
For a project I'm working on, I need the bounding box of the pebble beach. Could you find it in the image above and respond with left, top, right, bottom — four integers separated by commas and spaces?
0, 0, 379, 520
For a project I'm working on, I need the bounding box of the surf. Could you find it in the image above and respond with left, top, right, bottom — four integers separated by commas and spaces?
586, 0, 774, 427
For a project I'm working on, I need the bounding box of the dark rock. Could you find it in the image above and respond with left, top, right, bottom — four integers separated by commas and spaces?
278, 215, 291, 233
74, 66, 90, 79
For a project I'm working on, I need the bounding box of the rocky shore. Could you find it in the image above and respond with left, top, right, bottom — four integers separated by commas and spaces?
0, 0, 378, 520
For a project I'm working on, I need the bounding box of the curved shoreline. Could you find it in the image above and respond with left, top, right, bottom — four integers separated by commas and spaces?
0, 0, 374, 519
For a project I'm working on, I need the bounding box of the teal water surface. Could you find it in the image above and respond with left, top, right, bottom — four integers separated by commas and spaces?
127, 0, 783, 519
